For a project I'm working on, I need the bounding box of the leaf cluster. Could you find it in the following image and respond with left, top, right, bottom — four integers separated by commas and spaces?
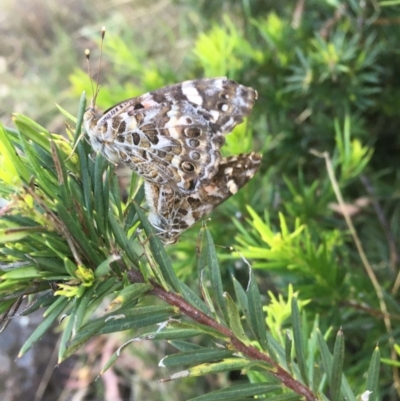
0, 95, 379, 400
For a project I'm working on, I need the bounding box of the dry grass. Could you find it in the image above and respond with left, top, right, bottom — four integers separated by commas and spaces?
0, 0, 195, 129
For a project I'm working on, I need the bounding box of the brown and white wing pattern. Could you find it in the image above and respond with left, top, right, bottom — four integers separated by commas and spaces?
84, 78, 257, 194
146, 152, 262, 244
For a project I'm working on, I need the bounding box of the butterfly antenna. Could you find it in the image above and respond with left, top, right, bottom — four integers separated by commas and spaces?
68, 46, 96, 159
85, 48, 95, 105
93, 26, 106, 107
67, 28, 104, 161
65, 48, 92, 161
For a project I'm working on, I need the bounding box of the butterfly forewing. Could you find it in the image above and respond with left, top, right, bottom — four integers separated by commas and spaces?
84, 78, 257, 195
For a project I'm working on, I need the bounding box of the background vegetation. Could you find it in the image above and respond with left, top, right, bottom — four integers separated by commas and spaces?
1, 0, 400, 400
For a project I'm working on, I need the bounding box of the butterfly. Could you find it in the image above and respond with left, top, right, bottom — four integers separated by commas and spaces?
82, 53, 261, 244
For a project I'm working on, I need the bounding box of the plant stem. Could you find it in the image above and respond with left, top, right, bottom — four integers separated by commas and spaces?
127, 268, 317, 401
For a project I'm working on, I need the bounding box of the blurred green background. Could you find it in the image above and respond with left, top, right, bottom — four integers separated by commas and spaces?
2, 0, 400, 400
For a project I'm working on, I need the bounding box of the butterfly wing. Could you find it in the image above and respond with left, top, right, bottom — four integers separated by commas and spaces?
146, 152, 262, 244
85, 78, 257, 194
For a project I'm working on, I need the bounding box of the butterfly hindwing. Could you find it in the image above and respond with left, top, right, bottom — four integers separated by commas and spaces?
146, 152, 262, 244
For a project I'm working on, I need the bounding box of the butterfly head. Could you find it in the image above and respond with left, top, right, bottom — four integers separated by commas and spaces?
83, 101, 100, 125
83, 98, 104, 146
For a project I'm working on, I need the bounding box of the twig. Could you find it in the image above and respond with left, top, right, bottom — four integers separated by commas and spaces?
341, 300, 400, 321
33, 336, 61, 401
291, 0, 305, 29
319, 4, 347, 38
360, 175, 399, 276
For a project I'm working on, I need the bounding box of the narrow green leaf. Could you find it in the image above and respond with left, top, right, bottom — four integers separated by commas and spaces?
18, 129, 58, 196
74, 282, 99, 331
188, 383, 281, 401
124, 185, 145, 230
79, 305, 176, 336
166, 320, 229, 341
19, 296, 69, 357
204, 229, 227, 322
224, 292, 249, 344
100, 352, 119, 375
331, 328, 344, 401
137, 328, 204, 341
317, 330, 356, 401
285, 330, 292, 371
254, 394, 299, 401
35, 143, 58, 170
55, 103, 77, 123
366, 346, 380, 401
97, 309, 176, 333
94, 254, 121, 278
58, 299, 80, 362
94, 279, 123, 302
2, 266, 42, 279
0, 123, 29, 182
0, 226, 39, 243
169, 341, 204, 352
0, 297, 19, 315
108, 172, 121, 217
93, 154, 108, 235
308, 315, 319, 391
0, 280, 23, 292
73, 92, 86, 145
63, 257, 77, 278
317, 329, 333, 379
196, 226, 208, 279
56, 202, 102, 266
64, 319, 105, 358
19, 291, 55, 316
13, 114, 52, 151
108, 208, 139, 263
50, 140, 71, 209
41, 233, 74, 260
168, 358, 249, 380
160, 348, 234, 368
108, 283, 152, 309
246, 267, 268, 351
179, 281, 214, 317
66, 305, 175, 359
265, 332, 284, 364
133, 202, 181, 292
291, 297, 308, 384
312, 363, 322, 395
198, 229, 217, 316
33, 257, 65, 274
77, 141, 93, 217
127, 167, 142, 199
68, 177, 98, 242
232, 276, 249, 315
99, 337, 143, 375
74, 279, 122, 332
